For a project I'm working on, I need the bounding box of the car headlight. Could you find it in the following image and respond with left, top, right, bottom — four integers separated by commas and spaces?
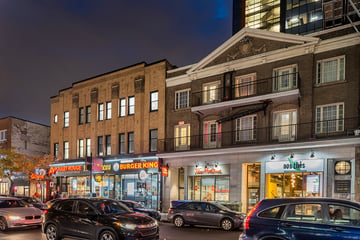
115, 222, 137, 230
8, 215, 22, 220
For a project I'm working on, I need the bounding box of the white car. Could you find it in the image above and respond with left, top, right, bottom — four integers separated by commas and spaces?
0, 196, 43, 231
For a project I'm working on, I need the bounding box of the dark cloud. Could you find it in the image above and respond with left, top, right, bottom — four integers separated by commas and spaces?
0, 0, 232, 125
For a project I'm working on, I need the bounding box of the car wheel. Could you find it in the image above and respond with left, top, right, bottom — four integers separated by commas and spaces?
173, 216, 184, 228
45, 223, 60, 240
99, 230, 117, 240
221, 218, 233, 231
0, 217, 8, 231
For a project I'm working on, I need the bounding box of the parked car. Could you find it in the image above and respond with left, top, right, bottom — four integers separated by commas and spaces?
42, 198, 159, 240
119, 200, 161, 221
167, 200, 246, 231
45, 199, 60, 209
240, 197, 360, 240
0, 196, 43, 231
17, 196, 48, 210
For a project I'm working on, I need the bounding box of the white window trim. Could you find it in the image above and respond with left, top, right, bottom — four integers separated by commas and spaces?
64, 111, 70, 127
202, 81, 220, 104
315, 102, 344, 134
0, 130, 7, 142
203, 121, 221, 148
150, 91, 159, 111
234, 73, 257, 97
128, 96, 135, 115
235, 114, 257, 142
175, 88, 191, 110
78, 139, 84, 158
316, 55, 345, 84
64, 141, 69, 159
272, 109, 297, 142
106, 101, 112, 120
119, 98, 126, 117
174, 124, 191, 151
273, 64, 298, 92
98, 103, 104, 121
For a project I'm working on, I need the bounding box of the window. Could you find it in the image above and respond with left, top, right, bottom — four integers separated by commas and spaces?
119, 98, 126, 117
57, 200, 74, 212
273, 110, 297, 142
234, 73, 256, 97
317, 56, 345, 84
78, 139, 84, 158
119, 133, 125, 154
79, 107, 84, 125
128, 96, 135, 115
86, 138, 91, 157
150, 91, 158, 111
77, 201, 96, 215
54, 114, 58, 123
202, 81, 220, 104
54, 143, 59, 158
258, 206, 282, 219
328, 204, 360, 226
98, 103, 104, 121
236, 115, 257, 141
128, 132, 134, 153
86, 106, 91, 123
106, 101, 112, 119
316, 103, 344, 133
284, 203, 322, 222
98, 136, 103, 156
273, 65, 298, 92
105, 135, 111, 156
0, 130, 7, 142
175, 89, 190, 109
174, 124, 190, 151
149, 129, 158, 152
63, 141, 69, 159
64, 111, 69, 127
203, 121, 221, 148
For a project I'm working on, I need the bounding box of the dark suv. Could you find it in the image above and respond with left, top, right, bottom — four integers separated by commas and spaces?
119, 200, 161, 221
42, 198, 159, 240
167, 200, 245, 231
240, 197, 360, 240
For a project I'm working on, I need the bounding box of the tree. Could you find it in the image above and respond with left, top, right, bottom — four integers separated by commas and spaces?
0, 147, 54, 196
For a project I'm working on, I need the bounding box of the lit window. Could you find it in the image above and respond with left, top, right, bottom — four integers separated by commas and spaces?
273, 110, 297, 142
174, 124, 190, 151
86, 138, 91, 157
236, 115, 257, 141
98, 136, 104, 156
150, 91, 158, 111
202, 81, 220, 104
98, 103, 104, 121
106, 101, 112, 120
54, 114, 58, 123
317, 56, 345, 84
63, 141, 69, 159
128, 96, 135, 115
78, 139, 84, 158
64, 111, 69, 127
273, 65, 298, 92
234, 73, 256, 98
119, 98, 126, 117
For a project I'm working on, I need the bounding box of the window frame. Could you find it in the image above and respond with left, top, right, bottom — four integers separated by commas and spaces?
119, 98, 126, 117
78, 139, 84, 158
272, 109, 297, 142
64, 111, 70, 128
54, 143, 59, 158
54, 114, 58, 123
273, 64, 298, 92
174, 124, 191, 151
97, 136, 104, 156
175, 89, 190, 110
119, 133, 125, 154
105, 135, 111, 156
86, 138, 91, 157
128, 96, 135, 115
202, 81, 220, 104
0, 130, 7, 142
316, 56, 345, 84
235, 114, 257, 142
149, 129, 158, 152
315, 102, 344, 134
128, 132, 134, 153
98, 103, 104, 121
85, 106, 91, 123
63, 141, 69, 159
234, 73, 257, 98
79, 107, 84, 125
150, 91, 159, 112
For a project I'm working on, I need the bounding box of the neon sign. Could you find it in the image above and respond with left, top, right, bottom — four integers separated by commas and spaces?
119, 161, 158, 170
48, 165, 83, 175
195, 167, 222, 174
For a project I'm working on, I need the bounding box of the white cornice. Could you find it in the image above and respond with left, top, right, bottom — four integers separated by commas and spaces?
167, 64, 194, 74
157, 138, 360, 159
166, 75, 192, 87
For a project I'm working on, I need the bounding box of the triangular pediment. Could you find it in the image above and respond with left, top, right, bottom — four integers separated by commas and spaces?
188, 28, 319, 73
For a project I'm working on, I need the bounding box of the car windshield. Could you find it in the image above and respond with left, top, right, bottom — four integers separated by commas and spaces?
0, 199, 27, 208
92, 200, 132, 215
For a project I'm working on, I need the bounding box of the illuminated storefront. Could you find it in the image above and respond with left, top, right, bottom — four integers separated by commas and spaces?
187, 164, 230, 202
265, 158, 324, 198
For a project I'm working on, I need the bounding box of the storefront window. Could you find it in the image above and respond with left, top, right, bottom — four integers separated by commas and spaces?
266, 172, 321, 198
188, 175, 230, 202
178, 168, 185, 200
247, 164, 260, 212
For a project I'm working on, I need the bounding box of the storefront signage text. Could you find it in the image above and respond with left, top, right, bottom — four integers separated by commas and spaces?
266, 159, 324, 174
161, 166, 169, 177
31, 173, 45, 180
120, 161, 159, 170
195, 167, 222, 174
284, 159, 306, 171
49, 165, 83, 175
102, 165, 111, 171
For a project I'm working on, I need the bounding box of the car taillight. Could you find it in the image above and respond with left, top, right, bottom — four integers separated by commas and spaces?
168, 208, 173, 213
244, 201, 261, 230
43, 209, 48, 214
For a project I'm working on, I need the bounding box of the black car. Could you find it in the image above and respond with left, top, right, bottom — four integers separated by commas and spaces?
17, 196, 48, 210
167, 200, 246, 231
240, 197, 360, 240
42, 198, 159, 240
119, 200, 161, 221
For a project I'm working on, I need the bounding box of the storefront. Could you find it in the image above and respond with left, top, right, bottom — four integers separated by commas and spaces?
187, 164, 230, 203
265, 158, 324, 198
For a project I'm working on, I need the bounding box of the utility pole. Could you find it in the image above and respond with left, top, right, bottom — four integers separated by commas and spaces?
87, 154, 93, 197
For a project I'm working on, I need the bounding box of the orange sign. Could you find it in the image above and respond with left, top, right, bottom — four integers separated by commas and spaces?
120, 161, 159, 170
48, 165, 83, 175
161, 166, 169, 177
31, 173, 45, 180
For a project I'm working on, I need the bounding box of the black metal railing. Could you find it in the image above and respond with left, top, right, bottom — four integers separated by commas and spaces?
157, 117, 359, 153
191, 72, 299, 107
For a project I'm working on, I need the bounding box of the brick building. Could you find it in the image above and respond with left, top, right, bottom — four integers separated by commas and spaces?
0, 116, 50, 196
50, 60, 173, 209
159, 25, 360, 212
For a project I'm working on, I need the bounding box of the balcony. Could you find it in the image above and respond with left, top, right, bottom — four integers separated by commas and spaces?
158, 117, 359, 153
191, 73, 300, 115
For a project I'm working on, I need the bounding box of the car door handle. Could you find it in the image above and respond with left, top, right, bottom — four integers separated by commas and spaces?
331, 227, 345, 232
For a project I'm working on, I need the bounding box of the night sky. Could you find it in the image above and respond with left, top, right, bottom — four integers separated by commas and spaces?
0, 0, 232, 126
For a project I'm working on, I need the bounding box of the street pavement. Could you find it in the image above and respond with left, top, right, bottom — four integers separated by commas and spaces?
0, 222, 241, 240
